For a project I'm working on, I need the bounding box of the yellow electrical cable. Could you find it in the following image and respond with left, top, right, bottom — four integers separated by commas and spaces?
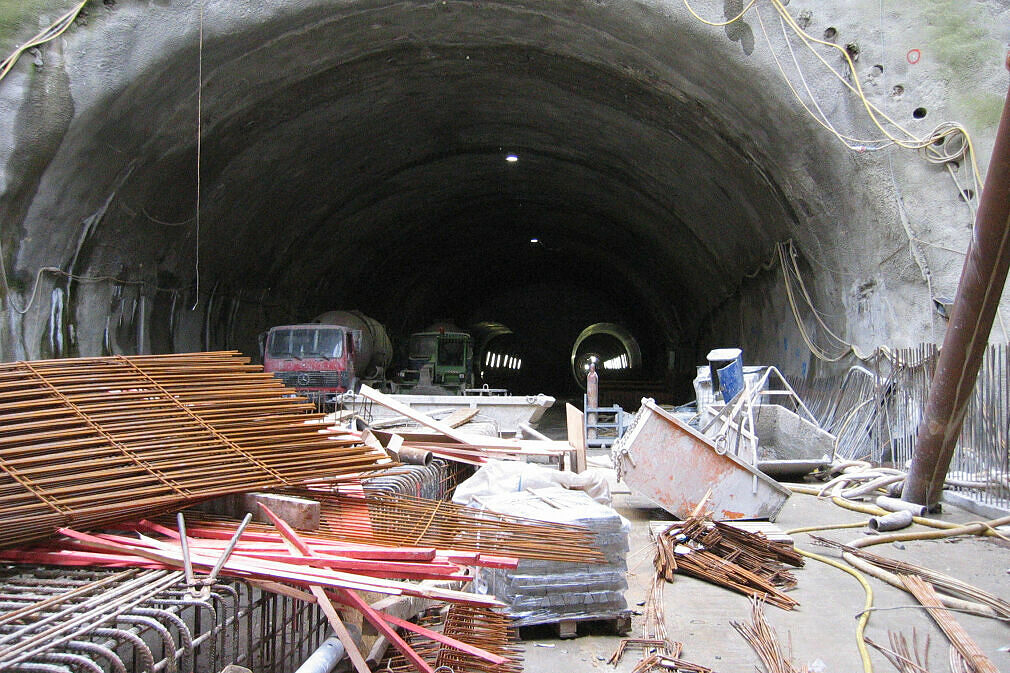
785, 521, 867, 535
683, 0, 984, 195
795, 546, 874, 673
754, 8, 894, 151
682, 0, 758, 27
766, 0, 983, 185
778, 242, 874, 362
0, 1, 90, 83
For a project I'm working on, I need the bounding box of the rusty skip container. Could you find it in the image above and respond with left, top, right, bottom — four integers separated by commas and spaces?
612, 398, 790, 521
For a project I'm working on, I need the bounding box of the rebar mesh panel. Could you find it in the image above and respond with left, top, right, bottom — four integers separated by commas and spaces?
0, 352, 386, 547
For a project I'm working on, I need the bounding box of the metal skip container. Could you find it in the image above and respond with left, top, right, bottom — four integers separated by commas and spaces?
612, 399, 790, 521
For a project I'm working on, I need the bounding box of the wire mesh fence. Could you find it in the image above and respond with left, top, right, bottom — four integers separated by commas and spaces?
795, 344, 1009, 511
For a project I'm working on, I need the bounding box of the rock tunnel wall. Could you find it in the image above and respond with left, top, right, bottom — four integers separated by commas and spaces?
0, 0, 1007, 395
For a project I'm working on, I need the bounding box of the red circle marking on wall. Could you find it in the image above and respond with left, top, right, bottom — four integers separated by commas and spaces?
907, 49, 921, 65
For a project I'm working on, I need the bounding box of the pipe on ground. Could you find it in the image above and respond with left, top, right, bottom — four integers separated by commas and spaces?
294, 627, 361, 673
390, 446, 433, 466
903, 53, 1010, 507
867, 509, 914, 532
874, 495, 926, 516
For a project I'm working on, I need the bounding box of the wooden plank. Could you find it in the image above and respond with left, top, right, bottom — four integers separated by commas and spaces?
309, 584, 371, 673
359, 386, 475, 445
332, 587, 437, 673
442, 407, 480, 428
566, 403, 587, 473
257, 505, 373, 673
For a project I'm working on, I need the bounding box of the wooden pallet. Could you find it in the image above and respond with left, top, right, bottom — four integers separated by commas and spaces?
518, 611, 633, 639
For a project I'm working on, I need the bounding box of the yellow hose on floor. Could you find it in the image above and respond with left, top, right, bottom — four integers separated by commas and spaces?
794, 546, 874, 673
785, 484, 1010, 538
785, 484, 1006, 618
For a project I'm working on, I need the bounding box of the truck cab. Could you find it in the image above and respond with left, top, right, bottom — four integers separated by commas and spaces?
261, 324, 359, 406
398, 330, 473, 395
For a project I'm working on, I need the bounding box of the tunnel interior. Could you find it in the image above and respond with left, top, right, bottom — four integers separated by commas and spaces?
3, 0, 898, 400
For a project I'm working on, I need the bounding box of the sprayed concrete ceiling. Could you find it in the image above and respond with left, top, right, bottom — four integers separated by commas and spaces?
1, 0, 1005, 392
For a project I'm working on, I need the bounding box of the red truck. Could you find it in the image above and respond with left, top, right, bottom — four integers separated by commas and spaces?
261, 311, 392, 406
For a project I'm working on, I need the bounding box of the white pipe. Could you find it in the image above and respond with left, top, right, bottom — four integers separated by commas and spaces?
867, 509, 914, 532
294, 630, 359, 673
875, 495, 927, 516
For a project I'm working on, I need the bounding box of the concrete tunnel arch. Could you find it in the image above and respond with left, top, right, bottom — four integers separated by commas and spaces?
1, 0, 997, 397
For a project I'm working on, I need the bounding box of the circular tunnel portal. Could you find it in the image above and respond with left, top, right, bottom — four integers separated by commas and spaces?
1, 0, 893, 400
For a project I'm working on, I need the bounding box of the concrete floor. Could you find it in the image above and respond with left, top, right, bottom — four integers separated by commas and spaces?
518, 479, 1010, 673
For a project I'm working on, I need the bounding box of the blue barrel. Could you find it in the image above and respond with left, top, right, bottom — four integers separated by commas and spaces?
717, 359, 744, 402
707, 348, 744, 402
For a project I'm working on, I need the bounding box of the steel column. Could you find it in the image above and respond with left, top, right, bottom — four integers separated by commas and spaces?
903, 53, 1010, 506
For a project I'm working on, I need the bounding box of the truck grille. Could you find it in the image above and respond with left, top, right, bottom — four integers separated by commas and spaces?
273, 371, 348, 389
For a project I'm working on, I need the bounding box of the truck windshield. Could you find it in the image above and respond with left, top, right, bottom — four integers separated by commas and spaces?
268, 328, 343, 359
409, 335, 437, 359
439, 338, 467, 366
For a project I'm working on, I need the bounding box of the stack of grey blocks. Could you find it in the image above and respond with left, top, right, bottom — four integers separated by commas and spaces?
472, 486, 629, 627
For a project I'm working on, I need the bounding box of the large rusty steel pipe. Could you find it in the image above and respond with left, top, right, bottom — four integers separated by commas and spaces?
903, 53, 1010, 507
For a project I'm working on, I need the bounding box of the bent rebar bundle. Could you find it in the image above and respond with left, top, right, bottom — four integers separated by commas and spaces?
0, 351, 386, 548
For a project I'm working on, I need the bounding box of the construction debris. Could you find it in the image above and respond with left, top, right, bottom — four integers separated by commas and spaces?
607, 575, 705, 672
811, 537, 1010, 620
290, 485, 607, 563
1, 350, 1007, 673
350, 384, 572, 464
0, 352, 388, 548
731, 598, 803, 673
652, 514, 801, 610
0, 521, 501, 603
631, 653, 716, 673
864, 631, 933, 673
0, 507, 524, 673
900, 575, 999, 673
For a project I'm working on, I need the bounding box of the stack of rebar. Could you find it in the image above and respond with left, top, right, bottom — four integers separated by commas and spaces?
901, 575, 999, 673
435, 604, 523, 673
0, 352, 387, 548
676, 518, 804, 589
654, 516, 801, 610
294, 487, 607, 563
731, 598, 803, 673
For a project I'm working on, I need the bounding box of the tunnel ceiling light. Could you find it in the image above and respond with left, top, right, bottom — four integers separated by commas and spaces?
506, 154, 519, 163
529, 238, 539, 244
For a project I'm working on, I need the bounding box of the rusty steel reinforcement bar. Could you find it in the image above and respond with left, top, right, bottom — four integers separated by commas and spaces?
0, 568, 328, 672
0, 351, 387, 548
903, 53, 1010, 507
